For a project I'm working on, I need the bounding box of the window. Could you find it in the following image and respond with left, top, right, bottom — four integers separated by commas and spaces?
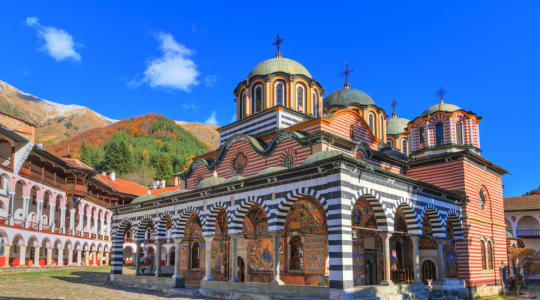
282, 153, 294, 169
275, 81, 285, 106
388, 139, 393, 147
435, 122, 444, 146
481, 240, 487, 270
368, 113, 376, 135
456, 121, 463, 145
419, 127, 425, 148
239, 91, 246, 119
379, 115, 384, 139
487, 240, 494, 270
402, 139, 408, 155
191, 242, 200, 269
479, 190, 486, 209
253, 85, 263, 114
0, 237, 4, 256
312, 90, 319, 117
296, 85, 305, 112
289, 236, 303, 271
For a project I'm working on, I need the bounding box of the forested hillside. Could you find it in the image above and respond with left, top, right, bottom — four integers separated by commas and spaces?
47, 113, 208, 186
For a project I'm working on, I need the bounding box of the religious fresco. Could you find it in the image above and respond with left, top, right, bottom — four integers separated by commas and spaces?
419, 215, 437, 250
178, 212, 205, 284
353, 237, 365, 285
444, 223, 459, 278
284, 200, 326, 234
303, 235, 327, 274
247, 238, 273, 273
211, 239, 229, 280
242, 205, 268, 238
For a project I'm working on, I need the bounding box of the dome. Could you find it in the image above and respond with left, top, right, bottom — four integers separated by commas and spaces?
196, 176, 225, 189
324, 88, 375, 109
249, 57, 312, 79
301, 150, 347, 166
421, 102, 461, 117
257, 166, 287, 176
386, 116, 410, 135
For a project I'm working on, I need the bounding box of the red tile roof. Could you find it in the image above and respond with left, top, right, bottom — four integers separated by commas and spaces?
95, 174, 147, 196
150, 186, 181, 195
63, 157, 94, 170
505, 195, 540, 211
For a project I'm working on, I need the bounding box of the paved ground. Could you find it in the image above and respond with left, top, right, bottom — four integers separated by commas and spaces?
0, 266, 205, 300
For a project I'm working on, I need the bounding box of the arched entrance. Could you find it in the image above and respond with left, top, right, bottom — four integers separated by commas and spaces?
179, 212, 204, 284
352, 197, 383, 286
390, 207, 413, 283
211, 209, 229, 281
237, 257, 245, 282
444, 222, 459, 278
242, 204, 271, 283
282, 196, 328, 286
422, 260, 436, 284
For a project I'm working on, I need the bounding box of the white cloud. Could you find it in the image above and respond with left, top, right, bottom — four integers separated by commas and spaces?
181, 102, 199, 110
140, 32, 199, 91
26, 17, 81, 62
204, 74, 217, 87
205, 111, 218, 126
230, 114, 237, 122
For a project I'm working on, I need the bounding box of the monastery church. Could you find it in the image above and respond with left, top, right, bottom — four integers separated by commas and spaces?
110, 42, 507, 299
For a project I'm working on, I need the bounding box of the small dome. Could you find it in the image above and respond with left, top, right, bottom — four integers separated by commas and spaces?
324, 88, 375, 110
132, 194, 157, 204
249, 57, 312, 79
301, 150, 346, 166
386, 116, 410, 135
421, 102, 461, 117
257, 166, 287, 176
196, 176, 225, 189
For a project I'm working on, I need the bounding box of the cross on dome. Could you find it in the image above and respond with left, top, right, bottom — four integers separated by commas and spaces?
392, 98, 397, 118
273, 34, 284, 58
341, 62, 354, 89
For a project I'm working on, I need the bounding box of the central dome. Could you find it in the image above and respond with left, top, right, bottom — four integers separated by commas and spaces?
386, 116, 410, 135
324, 88, 375, 110
421, 102, 461, 117
249, 57, 312, 79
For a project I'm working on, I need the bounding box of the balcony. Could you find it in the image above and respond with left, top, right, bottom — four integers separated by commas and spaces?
517, 229, 540, 238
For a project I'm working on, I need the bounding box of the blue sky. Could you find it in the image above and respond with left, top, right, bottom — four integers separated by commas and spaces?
1, 1, 539, 196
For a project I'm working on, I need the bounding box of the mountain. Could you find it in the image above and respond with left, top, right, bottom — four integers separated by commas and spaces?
175, 121, 219, 150
0, 80, 114, 146
47, 113, 209, 186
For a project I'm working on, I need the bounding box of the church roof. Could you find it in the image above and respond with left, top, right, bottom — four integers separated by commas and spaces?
301, 150, 348, 166
386, 116, 410, 135
257, 166, 287, 176
196, 175, 225, 189
504, 194, 540, 211
421, 102, 461, 117
324, 88, 375, 109
249, 57, 312, 79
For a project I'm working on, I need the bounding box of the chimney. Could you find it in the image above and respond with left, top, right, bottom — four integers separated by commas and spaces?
161, 180, 166, 189
110, 172, 116, 181
154, 180, 160, 189
102, 171, 107, 176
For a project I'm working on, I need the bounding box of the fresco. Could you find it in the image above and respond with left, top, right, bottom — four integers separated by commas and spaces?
247, 238, 273, 273
242, 205, 268, 237
353, 237, 365, 285
303, 235, 327, 274
211, 239, 229, 280
284, 200, 325, 234
444, 224, 459, 278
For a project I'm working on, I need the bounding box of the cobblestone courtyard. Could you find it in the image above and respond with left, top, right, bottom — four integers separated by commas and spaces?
0, 266, 203, 300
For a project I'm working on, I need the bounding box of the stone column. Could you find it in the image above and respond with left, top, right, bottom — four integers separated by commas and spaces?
58, 248, 64, 266
271, 232, 284, 285
172, 239, 182, 279
76, 250, 82, 266
84, 250, 89, 266
155, 241, 163, 277
68, 249, 73, 265
135, 241, 142, 275
37, 200, 44, 230
436, 238, 445, 281
60, 207, 66, 234
46, 247, 53, 265
379, 232, 393, 285
410, 236, 421, 283
7, 192, 15, 226
202, 236, 213, 281
49, 204, 56, 232
22, 196, 30, 228
34, 246, 40, 266
79, 212, 85, 235
3, 244, 10, 267
19, 246, 26, 267
105, 251, 110, 265
229, 235, 239, 282
69, 209, 76, 235
92, 251, 97, 266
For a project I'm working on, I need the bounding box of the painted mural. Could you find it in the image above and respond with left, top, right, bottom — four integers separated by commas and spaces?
211, 209, 229, 281
352, 197, 381, 286
179, 212, 205, 284
303, 235, 327, 275
444, 223, 459, 278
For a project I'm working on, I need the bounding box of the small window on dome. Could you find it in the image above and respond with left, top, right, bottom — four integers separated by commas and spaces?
435, 122, 444, 146
388, 139, 393, 147
379, 115, 384, 139
312, 90, 319, 117
253, 84, 263, 114
368, 113, 376, 135
239, 91, 246, 119
456, 121, 464, 145
297, 85, 305, 112
275, 81, 285, 106
402, 139, 408, 155
419, 127, 425, 148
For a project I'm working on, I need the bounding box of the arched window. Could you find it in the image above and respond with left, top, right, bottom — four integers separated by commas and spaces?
289, 235, 303, 271
487, 240, 494, 270
282, 153, 294, 169
312, 90, 319, 117
481, 240, 487, 270
274, 81, 285, 106
296, 85, 305, 112
419, 127, 425, 148
388, 139, 393, 147
0, 237, 4, 256
191, 241, 200, 269
479, 190, 486, 210
253, 84, 263, 114
239, 91, 246, 119
456, 121, 464, 145
402, 139, 408, 155
379, 115, 384, 139
368, 113, 376, 135
435, 122, 444, 146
